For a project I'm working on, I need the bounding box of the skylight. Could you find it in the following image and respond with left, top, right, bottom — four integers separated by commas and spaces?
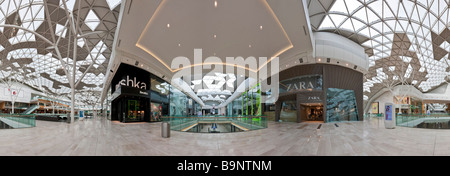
55, 24, 68, 38
106, 0, 122, 10
314, 0, 450, 95
85, 10, 100, 31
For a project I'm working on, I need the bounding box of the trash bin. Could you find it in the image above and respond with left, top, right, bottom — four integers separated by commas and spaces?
161, 122, 170, 138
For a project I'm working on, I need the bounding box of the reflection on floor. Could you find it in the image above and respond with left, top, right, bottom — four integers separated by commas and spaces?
1, 117, 450, 155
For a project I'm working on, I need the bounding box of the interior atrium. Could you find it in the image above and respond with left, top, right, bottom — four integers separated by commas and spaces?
0, 0, 450, 156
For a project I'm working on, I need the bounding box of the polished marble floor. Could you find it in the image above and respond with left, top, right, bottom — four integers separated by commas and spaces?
0, 117, 449, 156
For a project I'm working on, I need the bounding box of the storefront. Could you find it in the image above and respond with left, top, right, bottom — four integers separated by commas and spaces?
111, 63, 169, 122
267, 64, 363, 123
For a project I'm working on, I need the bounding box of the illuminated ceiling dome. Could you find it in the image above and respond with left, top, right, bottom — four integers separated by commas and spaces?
308, 0, 450, 100
0, 0, 121, 98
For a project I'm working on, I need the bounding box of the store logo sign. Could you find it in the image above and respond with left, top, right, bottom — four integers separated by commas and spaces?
308, 96, 321, 101
116, 75, 147, 90
281, 75, 322, 92
139, 91, 149, 95
286, 82, 315, 91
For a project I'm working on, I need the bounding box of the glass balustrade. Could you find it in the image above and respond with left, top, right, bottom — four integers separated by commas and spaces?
396, 113, 450, 128
162, 115, 267, 133
0, 114, 36, 129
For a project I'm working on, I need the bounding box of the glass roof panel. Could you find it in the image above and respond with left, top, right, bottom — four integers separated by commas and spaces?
106, 0, 122, 10
85, 9, 100, 31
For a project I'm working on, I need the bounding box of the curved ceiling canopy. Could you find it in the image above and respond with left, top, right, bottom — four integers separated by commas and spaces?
136, 0, 292, 73
0, 0, 121, 99
308, 0, 450, 100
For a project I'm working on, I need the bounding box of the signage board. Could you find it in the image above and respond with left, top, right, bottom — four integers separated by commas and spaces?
280, 74, 323, 93
384, 103, 395, 129
385, 104, 393, 121
371, 102, 379, 114
111, 63, 151, 93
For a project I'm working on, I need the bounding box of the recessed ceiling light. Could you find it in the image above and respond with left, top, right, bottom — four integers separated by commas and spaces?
260, 25, 263, 30
214, 0, 217, 8
249, 44, 252, 48
214, 34, 217, 38
178, 43, 181, 47
167, 23, 170, 28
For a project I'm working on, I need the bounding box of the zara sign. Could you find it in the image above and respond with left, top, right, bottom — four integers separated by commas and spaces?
280, 74, 323, 93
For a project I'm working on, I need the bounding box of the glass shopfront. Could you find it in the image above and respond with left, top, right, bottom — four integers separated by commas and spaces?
111, 63, 170, 123
151, 102, 162, 121
169, 85, 188, 116
150, 74, 169, 121
326, 88, 359, 122
280, 100, 297, 122
269, 64, 363, 123
230, 83, 262, 116
126, 100, 146, 122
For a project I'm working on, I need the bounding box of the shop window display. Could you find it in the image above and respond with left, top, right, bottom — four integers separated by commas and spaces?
326, 88, 359, 122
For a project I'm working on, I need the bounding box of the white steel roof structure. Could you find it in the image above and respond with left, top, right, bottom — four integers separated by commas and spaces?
0, 0, 121, 100
308, 0, 450, 101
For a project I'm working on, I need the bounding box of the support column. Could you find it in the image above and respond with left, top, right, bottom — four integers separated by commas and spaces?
275, 101, 282, 122
70, 85, 75, 123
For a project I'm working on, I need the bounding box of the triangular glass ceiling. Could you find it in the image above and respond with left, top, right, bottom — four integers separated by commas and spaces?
310, 0, 450, 101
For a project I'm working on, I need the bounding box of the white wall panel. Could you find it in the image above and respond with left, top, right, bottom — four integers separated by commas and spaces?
313, 32, 369, 72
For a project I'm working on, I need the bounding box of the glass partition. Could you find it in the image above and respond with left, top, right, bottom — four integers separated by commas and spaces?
326, 88, 359, 122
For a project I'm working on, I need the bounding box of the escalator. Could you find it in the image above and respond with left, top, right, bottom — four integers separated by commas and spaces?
22, 105, 39, 114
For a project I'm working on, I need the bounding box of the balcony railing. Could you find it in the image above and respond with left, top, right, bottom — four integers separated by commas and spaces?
162, 115, 267, 133
396, 113, 450, 127
0, 114, 36, 129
